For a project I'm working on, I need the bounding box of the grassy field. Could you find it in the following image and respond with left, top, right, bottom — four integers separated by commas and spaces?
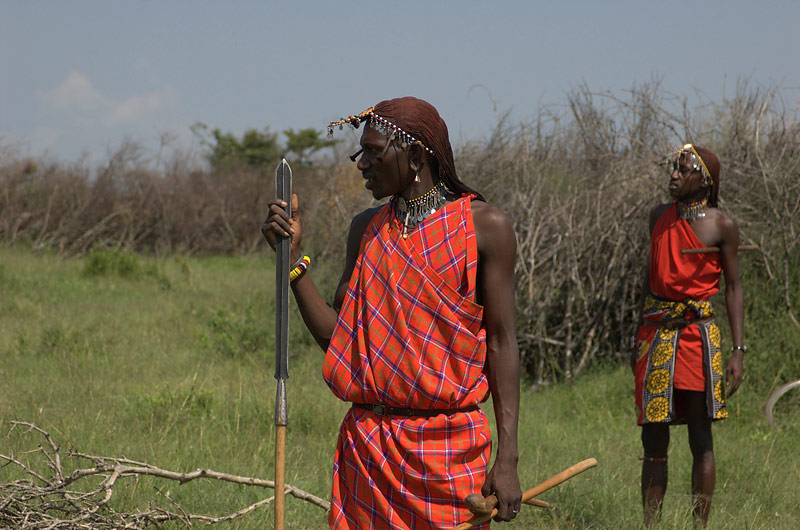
1, 245, 799, 529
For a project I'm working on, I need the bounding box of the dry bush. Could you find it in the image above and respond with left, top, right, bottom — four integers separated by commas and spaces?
457, 80, 800, 383
0, 143, 305, 257
1, 82, 797, 382
703, 82, 800, 327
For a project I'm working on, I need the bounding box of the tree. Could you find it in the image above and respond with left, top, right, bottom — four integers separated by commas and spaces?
284, 128, 336, 166
191, 123, 335, 170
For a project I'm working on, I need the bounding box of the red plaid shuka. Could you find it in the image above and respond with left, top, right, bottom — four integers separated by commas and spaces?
323, 195, 491, 530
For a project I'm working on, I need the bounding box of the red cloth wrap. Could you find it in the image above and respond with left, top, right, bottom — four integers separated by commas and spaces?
323, 196, 490, 529
634, 203, 724, 424
647, 204, 721, 302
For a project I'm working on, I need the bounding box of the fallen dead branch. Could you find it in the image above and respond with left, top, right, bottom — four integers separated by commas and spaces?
0, 421, 329, 529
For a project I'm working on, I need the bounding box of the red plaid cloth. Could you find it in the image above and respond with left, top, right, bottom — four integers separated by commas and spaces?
323, 196, 490, 529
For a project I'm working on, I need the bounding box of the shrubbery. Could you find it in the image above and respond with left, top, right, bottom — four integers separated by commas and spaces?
2, 81, 798, 383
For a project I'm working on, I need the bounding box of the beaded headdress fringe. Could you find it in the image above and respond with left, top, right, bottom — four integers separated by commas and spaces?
328, 107, 434, 155
671, 143, 713, 186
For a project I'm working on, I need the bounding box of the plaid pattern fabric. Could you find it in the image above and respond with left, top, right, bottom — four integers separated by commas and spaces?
324, 196, 490, 529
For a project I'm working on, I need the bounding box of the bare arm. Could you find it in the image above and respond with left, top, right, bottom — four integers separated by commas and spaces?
473, 201, 522, 522
718, 214, 744, 397
262, 194, 377, 350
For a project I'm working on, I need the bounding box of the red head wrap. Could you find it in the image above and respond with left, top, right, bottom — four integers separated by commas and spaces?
692, 145, 720, 207
330, 96, 484, 201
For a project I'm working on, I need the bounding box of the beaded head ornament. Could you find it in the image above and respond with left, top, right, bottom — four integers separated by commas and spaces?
327, 97, 485, 204
327, 106, 435, 156
670, 143, 713, 187
327, 98, 458, 238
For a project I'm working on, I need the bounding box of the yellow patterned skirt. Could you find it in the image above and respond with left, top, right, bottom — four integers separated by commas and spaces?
634, 294, 728, 425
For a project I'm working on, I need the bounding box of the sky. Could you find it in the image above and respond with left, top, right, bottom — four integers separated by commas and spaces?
2, 0, 799, 164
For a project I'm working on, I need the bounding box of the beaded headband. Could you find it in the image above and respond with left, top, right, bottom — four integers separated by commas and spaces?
671, 143, 713, 185
327, 106, 435, 155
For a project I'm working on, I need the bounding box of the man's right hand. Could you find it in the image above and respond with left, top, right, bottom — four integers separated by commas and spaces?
262, 194, 302, 258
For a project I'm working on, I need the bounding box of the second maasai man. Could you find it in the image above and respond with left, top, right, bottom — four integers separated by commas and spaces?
631, 144, 745, 528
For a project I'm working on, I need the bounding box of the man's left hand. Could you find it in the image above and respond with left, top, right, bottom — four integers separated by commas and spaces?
481, 461, 522, 522
726, 350, 745, 398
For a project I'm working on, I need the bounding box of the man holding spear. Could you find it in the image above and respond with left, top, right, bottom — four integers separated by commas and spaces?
262, 96, 521, 529
631, 144, 745, 527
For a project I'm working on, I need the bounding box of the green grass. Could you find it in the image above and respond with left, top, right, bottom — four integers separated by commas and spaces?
1, 245, 798, 529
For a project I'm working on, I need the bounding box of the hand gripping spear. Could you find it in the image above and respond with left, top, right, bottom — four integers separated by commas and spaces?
273, 158, 292, 530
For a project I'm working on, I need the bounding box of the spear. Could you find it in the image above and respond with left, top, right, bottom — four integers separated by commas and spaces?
273, 158, 292, 530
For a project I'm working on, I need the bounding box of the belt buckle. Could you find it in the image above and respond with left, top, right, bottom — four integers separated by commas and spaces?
371, 404, 388, 416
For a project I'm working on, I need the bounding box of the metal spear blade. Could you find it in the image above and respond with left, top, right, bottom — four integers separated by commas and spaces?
274, 158, 292, 425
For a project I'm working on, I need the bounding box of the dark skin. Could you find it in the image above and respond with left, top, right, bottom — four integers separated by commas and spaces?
632, 153, 744, 528
262, 125, 522, 522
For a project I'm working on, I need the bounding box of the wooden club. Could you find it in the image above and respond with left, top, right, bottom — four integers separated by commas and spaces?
681, 244, 758, 255
453, 457, 598, 530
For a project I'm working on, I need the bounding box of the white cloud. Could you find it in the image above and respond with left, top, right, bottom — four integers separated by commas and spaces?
106, 89, 171, 124
39, 71, 173, 126
31, 71, 182, 160
40, 71, 110, 111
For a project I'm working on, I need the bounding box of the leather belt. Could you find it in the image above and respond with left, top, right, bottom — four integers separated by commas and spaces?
641, 317, 713, 330
352, 403, 480, 417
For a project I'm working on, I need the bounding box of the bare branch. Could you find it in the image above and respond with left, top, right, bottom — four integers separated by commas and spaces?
1, 422, 330, 530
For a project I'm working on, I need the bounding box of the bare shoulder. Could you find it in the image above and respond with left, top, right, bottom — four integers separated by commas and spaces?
708, 207, 738, 229
343, 205, 384, 261
471, 200, 514, 232
348, 205, 383, 239
706, 206, 739, 239
336, 205, 385, 309
470, 200, 516, 253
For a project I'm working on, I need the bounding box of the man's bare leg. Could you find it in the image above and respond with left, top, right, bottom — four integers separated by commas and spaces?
641, 423, 670, 527
683, 390, 715, 528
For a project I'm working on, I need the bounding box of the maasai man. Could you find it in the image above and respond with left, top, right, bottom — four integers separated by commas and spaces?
262, 97, 522, 529
631, 144, 744, 527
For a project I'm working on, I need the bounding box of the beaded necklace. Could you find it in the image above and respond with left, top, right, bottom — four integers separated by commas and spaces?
677, 197, 707, 220
394, 181, 448, 238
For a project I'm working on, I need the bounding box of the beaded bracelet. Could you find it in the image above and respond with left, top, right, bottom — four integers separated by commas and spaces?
289, 255, 311, 282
